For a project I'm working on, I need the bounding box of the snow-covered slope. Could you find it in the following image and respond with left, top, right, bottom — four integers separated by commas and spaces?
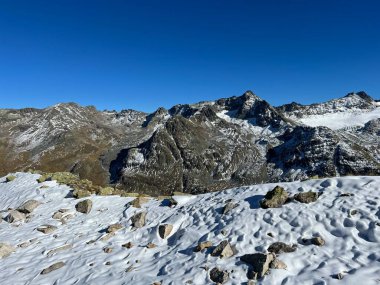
1, 173, 379, 284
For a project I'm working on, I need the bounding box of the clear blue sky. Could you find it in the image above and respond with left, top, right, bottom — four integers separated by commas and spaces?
0, 0, 379, 112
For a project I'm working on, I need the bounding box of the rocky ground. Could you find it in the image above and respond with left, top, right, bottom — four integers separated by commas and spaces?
1, 172, 379, 284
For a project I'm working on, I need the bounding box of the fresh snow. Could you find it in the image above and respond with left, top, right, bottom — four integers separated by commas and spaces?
1, 173, 380, 284
298, 107, 380, 130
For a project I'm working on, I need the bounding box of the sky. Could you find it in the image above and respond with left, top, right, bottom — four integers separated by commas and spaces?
0, 0, 379, 112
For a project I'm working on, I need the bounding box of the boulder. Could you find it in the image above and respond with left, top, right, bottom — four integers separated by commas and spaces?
5, 210, 26, 223
107, 223, 123, 233
211, 240, 234, 258
209, 267, 229, 284
0, 243, 15, 258
260, 186, 288, 208
240, 253, 275, 278
294, 191, 319, 203
194, 241, 213, 252
158, 224, 173, 239
267, 242, 297, 254
75, 199, 93, 214
17, 200, 41, 214
222, 201, 238, 215
37, 225, 57, 234
130, 211, 147, 228
41, 262, 65, 274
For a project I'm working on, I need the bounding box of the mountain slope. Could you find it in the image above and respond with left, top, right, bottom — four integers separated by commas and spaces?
1, 173, 379, 284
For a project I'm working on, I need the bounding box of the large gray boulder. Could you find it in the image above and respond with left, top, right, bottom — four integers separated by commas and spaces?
260, 186, 288, 208
240, 253, 275, 278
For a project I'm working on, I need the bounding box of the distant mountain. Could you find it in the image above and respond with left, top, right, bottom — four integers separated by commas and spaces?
0, 91, 379, 195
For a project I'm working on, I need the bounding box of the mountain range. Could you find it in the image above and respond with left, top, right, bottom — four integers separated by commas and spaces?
1, 91, 379, 195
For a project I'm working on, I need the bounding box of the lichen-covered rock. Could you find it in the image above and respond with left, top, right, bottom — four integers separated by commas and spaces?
17, 200, 41, 214
211, 240, 234, 258
294, 191, 319, 203
158, 224, 173, 239
240, 253, 275, 278
209, 267, 229, 284
41, 262, 65, 274
267, 242, 297, 254
130, 211, 146, 228
75, 199, 92, 214
5, 175, 16, 182
0, 243, 15, 258
260, 186, 288, 208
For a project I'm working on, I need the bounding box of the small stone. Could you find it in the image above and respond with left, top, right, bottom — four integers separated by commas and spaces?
340, 193, 354, 197
222, 202, 238, 215
105, 261, 112, 265
103, 247, 113, 253
46, 244, 72, 257
310, 236, 325, 246
240, 253, 275, 278
5, 210, 26, 223
52, 211, 64, 220
152, 282, 161, 285
107, 223, 123, 233
211, 240, 234, 258
158, 224, 173, 239
194, 241, 213, 252
72, 189, 91, 199
294, 191, 319, 203
130, 197, 150, 208
17, 200, 41, 214
122, 242, 133, 249
209, 267, 229, 284
100, 232, 115, 242
267, 232, 274, 238
270, 258, 287, 269
0, 243, 16, 258
248, 280, 256, 285
260, 186, 288, 208
130, 211, 147, 228
267, 242, 297, 254
41, 262, 65, 274
37, 225, 58, 234
75, 199, 93, 214
333, 272, 345, 280
146, 243, 157, 249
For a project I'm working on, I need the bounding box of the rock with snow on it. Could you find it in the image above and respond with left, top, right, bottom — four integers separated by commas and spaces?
260, 186, 288, 208
17, 200, 41, 214
240, 253, 275, 278
158, 224, 173, 239
5, 210, 26, 223
37, 225, 57, 234
130, 211, 146, 228
209, 267, 229, 284
222, 201, 238, 215
0, 243, 15, 258
194, 241, 213, 252
267, 242, 297, 254
107, 223, 123, 233
75, 199, 92, 214
270, 258, 287, 269
211, 240, 234, 258
294, 191, 319, 203
41, 262, 65, 275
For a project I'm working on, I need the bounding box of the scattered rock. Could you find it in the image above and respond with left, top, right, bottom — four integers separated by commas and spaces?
105, 261, 112, 265
310, 237, 325, 246
107, 223, 123, 233
267, 232, 274, 238
17, 200, 41, 214
211, 240, 234, 258
46, 244, 73, 257
240, 253, 275, 278
222, 201, 238, 215
340, 193, 354, 197
41, 262, 65, 274
100, 232, 115, 242
166, 197, 178, 208
75, 199, 93, 214
103, 247, 113, 253
267, 242, 297, 254
129, 197, 150, 208
37, 225, 57, 234
5, 175, 16, 182
0, 243, 15, 258
333, 272, 345, 280
209, 267, 229, 284
52, 211, 64, 220
122, 242, 134, 249
158, 224, 173, 239
349, 209, 358, 216
294, 191, 319, 203
5, 210, 26, 223
146, 243, 157, 249
130, 211, 147, 228
72, 189, 91, 199
270, 258, 287, 269
260, 186, 288, 208
247, 280, 256, 285
194, 241, 213, 252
